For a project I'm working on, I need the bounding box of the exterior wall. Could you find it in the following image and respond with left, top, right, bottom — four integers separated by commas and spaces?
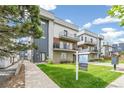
101, 46, 112, 57
53, 52, 61, 63
78, 34, 97, 44
48, 20, 54, 60
33, 8, 78, 63
33, 19, 49, 62
53, 52, 74, 63
89, 54, 97, 61
101, 41, 112, 57
54, 23, 78, 38
118, 43, 124, 51
77, 29, 103, 59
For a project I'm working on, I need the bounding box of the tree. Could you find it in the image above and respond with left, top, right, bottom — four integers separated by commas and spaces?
0, 5, 42, 58
108, 5, 124, 26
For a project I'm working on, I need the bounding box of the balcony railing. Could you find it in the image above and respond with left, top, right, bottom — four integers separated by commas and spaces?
78, 41, 96, 46
59, 31, 79, 42
103, 42, 112, 47
79, 48, 98, 53
53, 43, 77, 52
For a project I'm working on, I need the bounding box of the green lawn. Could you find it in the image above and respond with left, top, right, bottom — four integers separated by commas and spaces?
37, 64, 123, 88
98, 58, 124, 64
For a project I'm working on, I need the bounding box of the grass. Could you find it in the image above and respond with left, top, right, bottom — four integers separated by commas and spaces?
37, 64, 123, 88
97, 58, 124, 64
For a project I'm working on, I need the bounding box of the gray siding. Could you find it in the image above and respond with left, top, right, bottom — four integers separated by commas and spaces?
33, 19, 49, 62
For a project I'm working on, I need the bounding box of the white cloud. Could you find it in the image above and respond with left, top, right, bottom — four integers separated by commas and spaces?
83, 22, 92, 29
65, 19, 73, 24
101, 28, 116, 33
93, 16, 121, 25
81, 16, 121, 29
40, 5, 56, 10
100, 28, 124, 44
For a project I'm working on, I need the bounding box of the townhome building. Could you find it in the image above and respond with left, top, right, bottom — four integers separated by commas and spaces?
32, 8, 79, 63
77, 29, 104, 61
101, 41, 112, 58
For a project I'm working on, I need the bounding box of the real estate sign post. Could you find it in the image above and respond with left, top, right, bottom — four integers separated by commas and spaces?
76, 51, 79, 80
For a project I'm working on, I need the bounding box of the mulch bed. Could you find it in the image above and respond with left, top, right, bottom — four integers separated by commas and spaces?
0, 64, 25, 88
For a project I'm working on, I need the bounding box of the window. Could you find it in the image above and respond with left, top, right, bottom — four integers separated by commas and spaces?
91, 38, 93, 43
85, 37, 87, 42
74, 34, 76, 37
64, 30, 68, 36
63, 42, 67, 49
80, 36, 83, 41
61, 53, 67, 60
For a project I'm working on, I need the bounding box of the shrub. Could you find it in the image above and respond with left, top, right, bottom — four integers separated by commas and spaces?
47, 59, 53, 64
120, 51, 124, 55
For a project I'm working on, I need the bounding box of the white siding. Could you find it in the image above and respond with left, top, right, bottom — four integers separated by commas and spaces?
54, 23, 78, 38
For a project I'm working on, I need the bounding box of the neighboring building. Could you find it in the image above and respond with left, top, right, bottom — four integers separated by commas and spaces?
77, 29, 104, 61
112, 43, 124, 52
101, 41, 112, 57
32, 8, 79, 63
112, 44, 118, 52
118, 43, 124, 51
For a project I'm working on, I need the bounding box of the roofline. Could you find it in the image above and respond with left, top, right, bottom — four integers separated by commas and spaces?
40, 8, 79, 31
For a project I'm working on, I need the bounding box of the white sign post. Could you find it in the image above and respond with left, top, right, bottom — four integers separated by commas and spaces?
76, 51, 78, 80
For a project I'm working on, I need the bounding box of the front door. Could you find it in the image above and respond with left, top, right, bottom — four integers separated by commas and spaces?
41, 53, 46, 61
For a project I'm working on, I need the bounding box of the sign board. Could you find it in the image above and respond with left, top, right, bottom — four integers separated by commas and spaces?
75, 51, 89, 80
79, 54, 88, 71
112, 56, 119, 65
79, 54, 88, 63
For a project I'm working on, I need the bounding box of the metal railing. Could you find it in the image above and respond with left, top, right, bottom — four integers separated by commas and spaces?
53, 43, 77, 50
59, 31, 79, 41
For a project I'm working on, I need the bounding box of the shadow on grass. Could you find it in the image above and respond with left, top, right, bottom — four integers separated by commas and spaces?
37, 64, 110, 88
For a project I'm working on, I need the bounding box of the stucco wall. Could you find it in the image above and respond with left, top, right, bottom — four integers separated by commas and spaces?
54, 23, 78, 38
53, 52, 74, 63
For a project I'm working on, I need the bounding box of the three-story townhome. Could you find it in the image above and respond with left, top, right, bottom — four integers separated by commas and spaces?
101, 41, 112, 58
32, 8, 79, 63
77, 29, 104, 61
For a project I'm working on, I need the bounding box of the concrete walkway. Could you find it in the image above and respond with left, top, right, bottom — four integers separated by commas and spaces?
89, 62, 124, 88
107, 75, 124, 88
24, 60, 59, 88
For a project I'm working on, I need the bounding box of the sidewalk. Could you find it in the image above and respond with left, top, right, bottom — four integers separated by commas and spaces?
107, 75, 124, 88
24, 60, 59, 88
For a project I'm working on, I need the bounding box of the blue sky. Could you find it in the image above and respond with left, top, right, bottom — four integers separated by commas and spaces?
40, 5, 124, 44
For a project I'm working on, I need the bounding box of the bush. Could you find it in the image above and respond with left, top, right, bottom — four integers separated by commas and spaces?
120, 51, 124, 55
47, 59, 53, 64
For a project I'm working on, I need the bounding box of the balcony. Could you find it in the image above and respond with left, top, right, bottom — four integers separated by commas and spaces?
79, 48, 98, 54
78, 41, 96, 46
103, 42, 112, 47
59, 31, 79, 42
53, 43, 77, 52
98, 35, 104, 40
